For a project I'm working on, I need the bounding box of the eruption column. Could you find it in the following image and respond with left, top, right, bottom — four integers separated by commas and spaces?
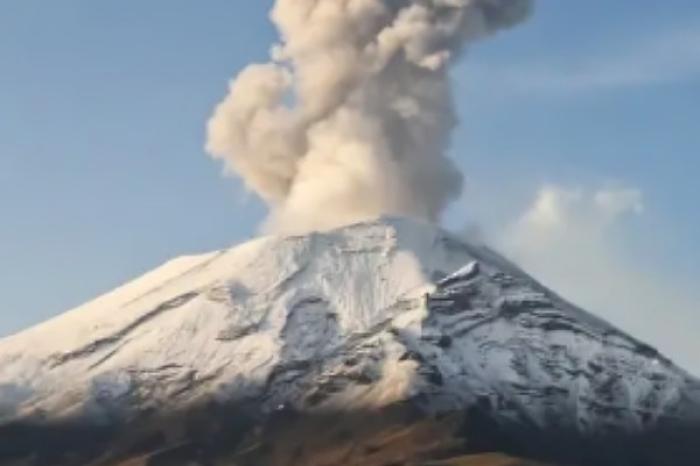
207, 0, 532, 233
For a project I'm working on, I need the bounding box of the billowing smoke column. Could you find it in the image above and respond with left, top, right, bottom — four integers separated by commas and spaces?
207, 0, 531, 233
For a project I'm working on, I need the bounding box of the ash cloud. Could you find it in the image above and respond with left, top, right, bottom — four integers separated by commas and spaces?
206, 0, 532, 233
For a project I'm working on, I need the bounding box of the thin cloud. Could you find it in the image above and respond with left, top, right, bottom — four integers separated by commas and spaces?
497, 185, 699, 376
466, 25, 700, 94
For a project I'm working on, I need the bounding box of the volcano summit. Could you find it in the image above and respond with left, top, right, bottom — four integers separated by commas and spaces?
1, 218, 698, 465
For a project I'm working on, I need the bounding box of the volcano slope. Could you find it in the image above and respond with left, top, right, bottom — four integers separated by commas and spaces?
1, 218, 698, 465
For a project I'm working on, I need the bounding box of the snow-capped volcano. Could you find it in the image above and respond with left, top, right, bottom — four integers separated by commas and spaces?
1, 218, 698, 465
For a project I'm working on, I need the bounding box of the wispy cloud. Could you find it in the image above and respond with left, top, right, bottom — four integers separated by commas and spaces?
496, 185, 699, 376
466, 26, 700, 94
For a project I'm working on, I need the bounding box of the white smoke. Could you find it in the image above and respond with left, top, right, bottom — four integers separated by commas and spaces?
207, 0, 532, 233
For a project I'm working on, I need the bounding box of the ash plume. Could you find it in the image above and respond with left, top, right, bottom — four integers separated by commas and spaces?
206, 0, 532, 233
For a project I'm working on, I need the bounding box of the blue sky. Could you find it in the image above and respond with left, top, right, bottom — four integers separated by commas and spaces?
1, 1, 698, 367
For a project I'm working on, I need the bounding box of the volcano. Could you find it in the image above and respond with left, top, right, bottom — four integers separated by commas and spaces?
1, 218, 698, 465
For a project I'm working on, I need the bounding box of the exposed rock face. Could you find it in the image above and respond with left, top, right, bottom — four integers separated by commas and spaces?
0, 218, 698, 465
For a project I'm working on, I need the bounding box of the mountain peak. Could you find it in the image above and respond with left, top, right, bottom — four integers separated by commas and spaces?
1, 218, 699, 465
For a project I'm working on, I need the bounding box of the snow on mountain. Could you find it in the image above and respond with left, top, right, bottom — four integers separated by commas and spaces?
0, 217, 698, 465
